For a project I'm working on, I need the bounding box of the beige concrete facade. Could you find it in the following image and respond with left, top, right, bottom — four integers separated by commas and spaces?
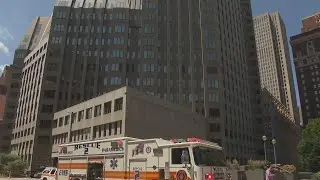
1, 17, 51, 153
10, 38, 50, 169
51, 87, 206, 159
253, 12, 298, 124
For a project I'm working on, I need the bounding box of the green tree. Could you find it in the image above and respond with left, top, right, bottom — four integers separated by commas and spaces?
0, 153, 27, 176
5, 159, 27, 176
298, 118, 320, 172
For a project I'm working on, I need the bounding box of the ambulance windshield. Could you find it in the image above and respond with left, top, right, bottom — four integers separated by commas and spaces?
193, 146, 226, 166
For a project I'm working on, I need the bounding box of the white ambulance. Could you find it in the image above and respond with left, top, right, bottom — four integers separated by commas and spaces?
57, 137, 229, 180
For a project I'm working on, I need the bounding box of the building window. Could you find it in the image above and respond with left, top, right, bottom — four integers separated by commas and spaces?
210, 123, 220, 132
104, 101, 112, 114
112, 50, 125, 58
110, 77, 122, 85
144, 25, 154, 33
115, 24, 125, 32
208, 93, 219, 102
207, 67, 218, 74
39, 120, 52, 129
58, 118, 63, 127
41, 104, 53, 113
53, 119, 58, 128
109, 123, 112, 136
64, 115, 69, 125
86, 108, 92, 119
114, 98, 123, 111
78, 110, 84, 121
71, 113, 76, 124
143, 51, 154, 59
113, 37, 124, 44
94, 105, 102, 117
209, 108, 220, 118
114, 121, 118, 135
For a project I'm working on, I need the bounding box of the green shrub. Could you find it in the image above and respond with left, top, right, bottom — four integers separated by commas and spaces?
0, 153, 27, 177
247, 160, 270, 170
279, 164, 296, 173
312, 171, 320, 180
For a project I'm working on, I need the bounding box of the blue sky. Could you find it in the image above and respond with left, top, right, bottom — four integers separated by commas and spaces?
0, 0, 320, 105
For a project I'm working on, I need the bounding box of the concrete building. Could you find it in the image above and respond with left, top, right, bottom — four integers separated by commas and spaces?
11, 0, 262, 169
302, 12, 320, 33
10, 38, 50, 168
14, 16, 52, 68
0, 16, 52, 153
290, 27, 320, 126
50, 86, 206, 164
0, 66, 22, 152
10, 17, 51, 168
0, 70, 7, 151
253, 12, 298, 123
0, 69, 7, 122
240, 0, 265, 160
261, 89, 300, 166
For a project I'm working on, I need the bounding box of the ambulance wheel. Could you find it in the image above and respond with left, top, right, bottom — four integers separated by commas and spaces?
43, 178, 47, 180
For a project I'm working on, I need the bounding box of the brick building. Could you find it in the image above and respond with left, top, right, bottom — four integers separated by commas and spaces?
302, 12, 320, 33
291, 28, 320, 126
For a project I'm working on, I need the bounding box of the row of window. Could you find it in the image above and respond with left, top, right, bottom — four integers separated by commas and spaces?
55, 11, 132, 21
63, 23, 157, 35
23, 42, 47, 66
102, 76, 220, 90
11, 140, 33, 156
13, 127, 34, 139
67, 37, 127, 46
53, 120, 122, 145
18, 53, 46, 128
53, 98, 123, 128
92, 121, 122, 139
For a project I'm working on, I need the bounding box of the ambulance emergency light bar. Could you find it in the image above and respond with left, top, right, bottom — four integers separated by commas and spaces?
170, 138, 204, 143
170, 138, 221, 148
170, 138, 218, 145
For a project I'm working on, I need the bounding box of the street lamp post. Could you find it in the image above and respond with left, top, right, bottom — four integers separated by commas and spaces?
272, 139, 277, 164
262, 135, 267, 162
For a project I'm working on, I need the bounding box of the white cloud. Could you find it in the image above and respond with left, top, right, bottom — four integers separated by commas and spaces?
0, 27, 12, 55
0, 27, 14, 41
0, 64, 9, 76
0, 41, 9, 55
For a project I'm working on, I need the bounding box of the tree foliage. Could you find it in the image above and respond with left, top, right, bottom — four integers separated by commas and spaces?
298, 119, 320, 172
0, 153, 27, 177
247, 160, 270, 170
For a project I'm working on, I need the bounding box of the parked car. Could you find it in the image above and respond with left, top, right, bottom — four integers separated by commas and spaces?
29, 166, 46, 178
